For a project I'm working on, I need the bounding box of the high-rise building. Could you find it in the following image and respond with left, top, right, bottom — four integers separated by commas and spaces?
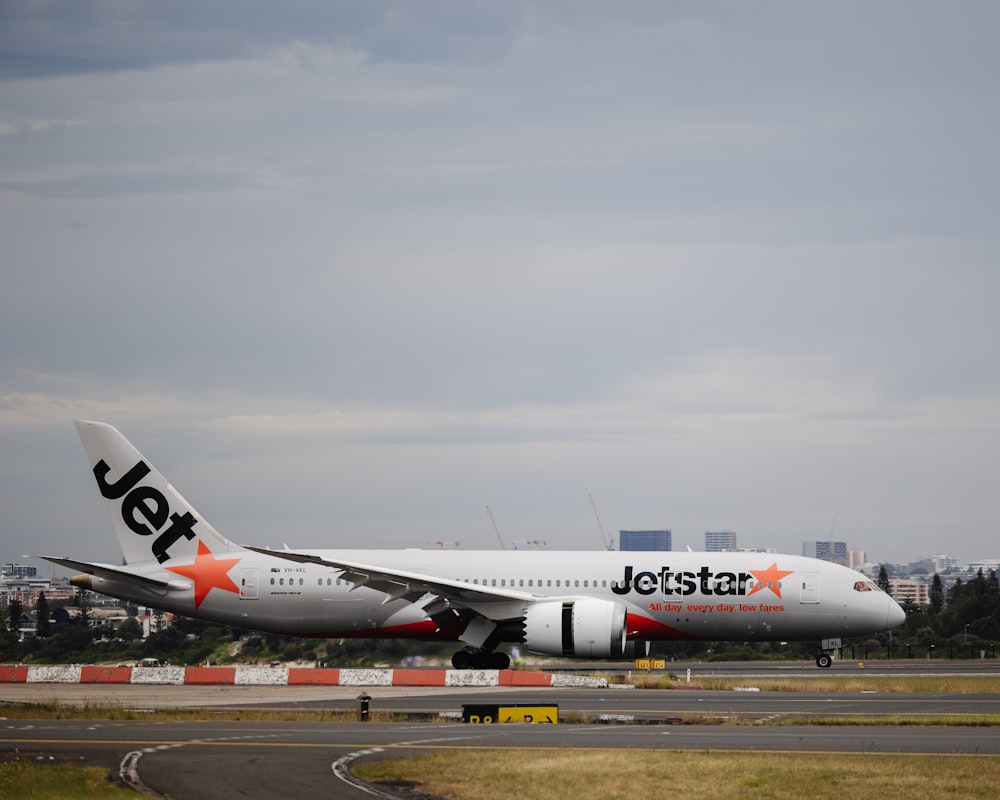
931, 554, 959, 573
803, 541, 848, 565
618, 530, 672, 551
2, 564, 38, 579
888, 579, 929, 606
705, 530, 737, 552
847, 548, 867, 570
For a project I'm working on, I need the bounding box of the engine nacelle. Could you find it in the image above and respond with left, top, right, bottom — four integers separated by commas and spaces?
522, 598, 628, 658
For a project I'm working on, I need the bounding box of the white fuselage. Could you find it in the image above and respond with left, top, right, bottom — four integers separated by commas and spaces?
83, 548, 902, 645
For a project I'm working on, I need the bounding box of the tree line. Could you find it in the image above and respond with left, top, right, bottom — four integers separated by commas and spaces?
0, 591, 455, 667
892, 567, 1000, 649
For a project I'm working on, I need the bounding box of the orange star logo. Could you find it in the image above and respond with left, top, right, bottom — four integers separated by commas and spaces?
165, 541, 242, 609
747, 562, 795, 599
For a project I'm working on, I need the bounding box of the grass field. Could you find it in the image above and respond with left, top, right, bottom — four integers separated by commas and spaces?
0, 751, 133, 799
356, 749, 1000, 800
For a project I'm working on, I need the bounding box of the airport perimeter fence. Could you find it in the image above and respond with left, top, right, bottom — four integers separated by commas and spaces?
847, 642, 998, 660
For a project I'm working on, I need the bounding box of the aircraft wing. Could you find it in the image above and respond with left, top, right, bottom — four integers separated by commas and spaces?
244, 546, 534, 610
36, 556, 191, 591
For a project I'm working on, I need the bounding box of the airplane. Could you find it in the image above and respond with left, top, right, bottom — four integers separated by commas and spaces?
39, 421, 906, 670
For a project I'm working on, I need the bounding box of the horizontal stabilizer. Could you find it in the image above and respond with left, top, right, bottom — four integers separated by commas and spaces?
35, 556, 191, 591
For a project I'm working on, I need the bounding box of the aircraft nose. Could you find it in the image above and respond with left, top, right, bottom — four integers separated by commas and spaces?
887, 596, 906, 629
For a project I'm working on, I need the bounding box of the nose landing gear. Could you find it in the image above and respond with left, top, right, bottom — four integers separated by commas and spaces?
816, 637, 840, 668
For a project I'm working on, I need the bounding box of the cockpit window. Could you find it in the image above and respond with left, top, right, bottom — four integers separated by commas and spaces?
853, 580, 882, 593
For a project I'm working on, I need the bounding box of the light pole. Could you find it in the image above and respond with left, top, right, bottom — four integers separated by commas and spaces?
964, 624, 969, 643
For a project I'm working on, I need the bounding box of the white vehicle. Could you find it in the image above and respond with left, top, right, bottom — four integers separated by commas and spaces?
41, 421, 905, 669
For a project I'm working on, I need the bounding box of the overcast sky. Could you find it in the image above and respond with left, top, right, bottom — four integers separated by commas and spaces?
2, 2, 999, 572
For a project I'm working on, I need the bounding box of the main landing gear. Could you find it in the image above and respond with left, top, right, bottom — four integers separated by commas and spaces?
815, 653, 833, 668
451, 647, 511, 670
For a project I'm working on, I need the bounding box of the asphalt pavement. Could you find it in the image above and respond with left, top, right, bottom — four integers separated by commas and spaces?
3, 660, 999, 799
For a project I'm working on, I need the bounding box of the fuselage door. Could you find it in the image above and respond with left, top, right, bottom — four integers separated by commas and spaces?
799, 572, 820, 604
239, 568, 259, 600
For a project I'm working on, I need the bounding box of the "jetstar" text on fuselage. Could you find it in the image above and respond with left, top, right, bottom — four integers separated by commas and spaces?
611, 565, 756, 597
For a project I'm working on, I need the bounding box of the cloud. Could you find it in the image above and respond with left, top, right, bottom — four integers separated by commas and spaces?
2, 2, 999, 566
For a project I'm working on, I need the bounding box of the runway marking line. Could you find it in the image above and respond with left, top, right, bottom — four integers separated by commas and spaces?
332, 733, 499, 798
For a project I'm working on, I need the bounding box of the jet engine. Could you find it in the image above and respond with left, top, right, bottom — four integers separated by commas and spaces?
522, 598, 628, 658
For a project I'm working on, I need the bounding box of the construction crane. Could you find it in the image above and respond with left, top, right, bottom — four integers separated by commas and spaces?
588, 493, 610, 551
486, 506, 507, 550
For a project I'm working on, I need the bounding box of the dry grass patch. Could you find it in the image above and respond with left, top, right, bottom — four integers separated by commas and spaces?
783, 714, 1000, 726
0, 751, 133, 799
357, 749, 1000, 800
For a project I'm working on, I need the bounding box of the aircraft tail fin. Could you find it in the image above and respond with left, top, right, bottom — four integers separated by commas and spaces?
74, 420, 237, 565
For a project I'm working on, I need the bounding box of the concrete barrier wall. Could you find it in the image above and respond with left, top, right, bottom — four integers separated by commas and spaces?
337, 668, 395, 686
288, 667, 340, 685
182, 667, 235, 685
130, 666, 186, 685
0, 666, 30, 683
1, 665, 607, 688
27, 665, 82, 683
235, 666, 288, 685
445, 669, 500, 687
551, 673, 609, 688
81, 666, 133, 683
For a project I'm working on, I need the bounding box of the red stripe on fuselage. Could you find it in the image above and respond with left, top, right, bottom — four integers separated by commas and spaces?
626, 612, 707, 641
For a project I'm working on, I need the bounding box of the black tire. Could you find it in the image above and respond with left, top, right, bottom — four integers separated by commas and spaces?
489, 652, 511, 670
816, 653, 833, 669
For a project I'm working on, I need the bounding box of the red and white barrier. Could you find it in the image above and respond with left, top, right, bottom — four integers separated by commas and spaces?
0, 664, 606, 688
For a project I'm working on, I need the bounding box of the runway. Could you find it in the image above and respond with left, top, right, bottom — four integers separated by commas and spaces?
4, 716, 1000, 800
2, 662, 999, 799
